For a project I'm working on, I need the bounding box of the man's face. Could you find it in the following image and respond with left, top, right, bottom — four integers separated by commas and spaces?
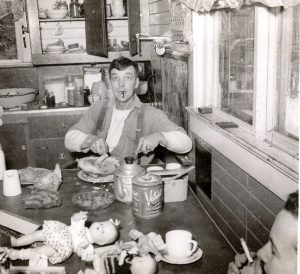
110, 65, 139, 107
256, 210, 297, 274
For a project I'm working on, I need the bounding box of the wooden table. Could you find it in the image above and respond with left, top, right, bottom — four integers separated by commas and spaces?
0, 170, 235, 273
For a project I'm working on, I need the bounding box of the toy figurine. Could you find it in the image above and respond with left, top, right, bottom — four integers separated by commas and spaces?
128, 229, 165, 262
0, 212, 120, 265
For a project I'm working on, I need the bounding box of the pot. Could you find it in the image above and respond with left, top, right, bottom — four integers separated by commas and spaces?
114, 156, 145, 203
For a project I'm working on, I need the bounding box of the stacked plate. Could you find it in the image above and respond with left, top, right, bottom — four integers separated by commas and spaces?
45, 45, 66, 54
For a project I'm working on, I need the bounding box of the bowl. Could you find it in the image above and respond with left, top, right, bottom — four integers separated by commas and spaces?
88, 94, 101, 105
45, 45, 66, 54
45, 9, 68, 19
0, 88, 38, 109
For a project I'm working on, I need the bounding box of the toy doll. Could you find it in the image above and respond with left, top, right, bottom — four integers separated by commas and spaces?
1, 211, 120, 265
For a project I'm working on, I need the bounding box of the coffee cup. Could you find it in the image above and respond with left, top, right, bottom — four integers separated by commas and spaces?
165, 230, 198, 259
3, 169, 22, 196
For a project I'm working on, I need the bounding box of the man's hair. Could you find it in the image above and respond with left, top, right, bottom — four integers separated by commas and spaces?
109, 57, 139, 77
284, 191, 298, 218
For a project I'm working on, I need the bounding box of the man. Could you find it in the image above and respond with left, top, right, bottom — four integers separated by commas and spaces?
65, 57, 192, 164
228, 191, 298, 274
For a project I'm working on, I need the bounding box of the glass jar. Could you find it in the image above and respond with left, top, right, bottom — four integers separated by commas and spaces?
57, 1, 68, 11
69, 0, 81, 17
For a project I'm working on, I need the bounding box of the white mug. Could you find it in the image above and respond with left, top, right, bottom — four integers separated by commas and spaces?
166, 230, 198, 259
3, 169, 22, 196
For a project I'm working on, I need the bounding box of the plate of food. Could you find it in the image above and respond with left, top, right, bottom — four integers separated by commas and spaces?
76, 154, 120, 177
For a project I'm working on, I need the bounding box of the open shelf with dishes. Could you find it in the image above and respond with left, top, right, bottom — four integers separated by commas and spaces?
26, 0, 141, 64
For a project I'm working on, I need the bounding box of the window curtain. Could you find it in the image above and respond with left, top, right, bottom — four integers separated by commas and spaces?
178, 0, 300, 12
0, 0, 24, 21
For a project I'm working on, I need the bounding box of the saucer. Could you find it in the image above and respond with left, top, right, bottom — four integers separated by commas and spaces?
161, 248, 203, 265
77, 170, 114, 184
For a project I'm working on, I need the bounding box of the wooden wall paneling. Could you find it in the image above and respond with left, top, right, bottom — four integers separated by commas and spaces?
140, 0, 150, 34
149, 12, 170, 25
149, 0, 170, 14
161, 56, 189, 129
150, 25, 171, 36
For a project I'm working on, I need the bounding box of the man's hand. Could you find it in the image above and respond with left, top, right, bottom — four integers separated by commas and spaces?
227, 252, 256, 274
90, 137, 108, 155
81, 135, 108, 155
135, 133, 166, 155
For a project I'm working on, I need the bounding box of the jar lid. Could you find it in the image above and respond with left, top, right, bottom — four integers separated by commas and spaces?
132, 173, 162, 187
114, 157, 145, 177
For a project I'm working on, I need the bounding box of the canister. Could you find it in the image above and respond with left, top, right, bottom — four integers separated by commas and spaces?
83, 66, 102, 91
114, 157, 145, 203
132, 173, 163, 219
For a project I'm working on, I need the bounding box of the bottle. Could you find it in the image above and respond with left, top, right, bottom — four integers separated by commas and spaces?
74, 87, 85, 107
83, 86, 90, 105
65, 76, 76, 105
0, 144, 6, 180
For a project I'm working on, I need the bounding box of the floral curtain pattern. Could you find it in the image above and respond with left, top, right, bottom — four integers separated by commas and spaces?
178, 0, 300, 12
0, 0, 24, 21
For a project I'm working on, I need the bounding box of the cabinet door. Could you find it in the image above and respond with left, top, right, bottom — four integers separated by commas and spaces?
28, 114, 82, 139
127, 0, 141, 56
0, 124, 28, 169
85, 0, 108, 57
31, 138, 74, 169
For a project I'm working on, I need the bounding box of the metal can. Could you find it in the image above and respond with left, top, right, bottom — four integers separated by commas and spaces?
132, 173, 163, 219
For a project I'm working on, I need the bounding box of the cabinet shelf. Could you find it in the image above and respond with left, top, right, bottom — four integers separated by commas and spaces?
106, 16, 128, 20
39, 17, 85, 22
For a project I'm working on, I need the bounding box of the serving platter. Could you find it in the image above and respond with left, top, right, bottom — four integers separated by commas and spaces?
161, 248, 203, 265
77, 170, 114, 184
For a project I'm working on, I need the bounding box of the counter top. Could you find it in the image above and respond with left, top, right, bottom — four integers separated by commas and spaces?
0, 170, 235, 273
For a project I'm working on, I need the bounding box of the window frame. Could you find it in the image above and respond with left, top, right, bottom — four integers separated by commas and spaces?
0, 10, 31, 67
192, 5, 299, 160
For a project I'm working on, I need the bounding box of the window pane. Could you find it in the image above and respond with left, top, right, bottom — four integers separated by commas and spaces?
276, 6, 299, 140
218, 7, 255, 125
0, 2, 18, 60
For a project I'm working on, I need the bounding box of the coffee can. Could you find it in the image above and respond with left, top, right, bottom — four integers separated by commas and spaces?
132, 173, 163, 219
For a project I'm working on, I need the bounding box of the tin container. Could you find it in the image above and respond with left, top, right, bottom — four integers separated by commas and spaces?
114, 157, 145, 203
132, 173, 163, 219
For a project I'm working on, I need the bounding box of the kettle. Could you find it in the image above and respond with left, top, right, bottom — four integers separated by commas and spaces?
111, 0, 125, 17
114, 156, 145, 203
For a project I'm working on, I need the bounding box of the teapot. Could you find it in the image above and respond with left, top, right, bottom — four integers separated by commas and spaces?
114, 157, 145, 203
111, 0, 126, 17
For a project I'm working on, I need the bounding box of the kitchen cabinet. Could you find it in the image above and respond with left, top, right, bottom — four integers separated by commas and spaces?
1, 109, 87, 169
26, 0, 142, 65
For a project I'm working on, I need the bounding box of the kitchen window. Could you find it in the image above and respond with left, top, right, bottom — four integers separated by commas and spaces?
192, 5, 299, 161
0, 0, 31, 66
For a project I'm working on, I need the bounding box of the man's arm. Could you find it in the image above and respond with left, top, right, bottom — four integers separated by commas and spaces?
161, 131, 192, 153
